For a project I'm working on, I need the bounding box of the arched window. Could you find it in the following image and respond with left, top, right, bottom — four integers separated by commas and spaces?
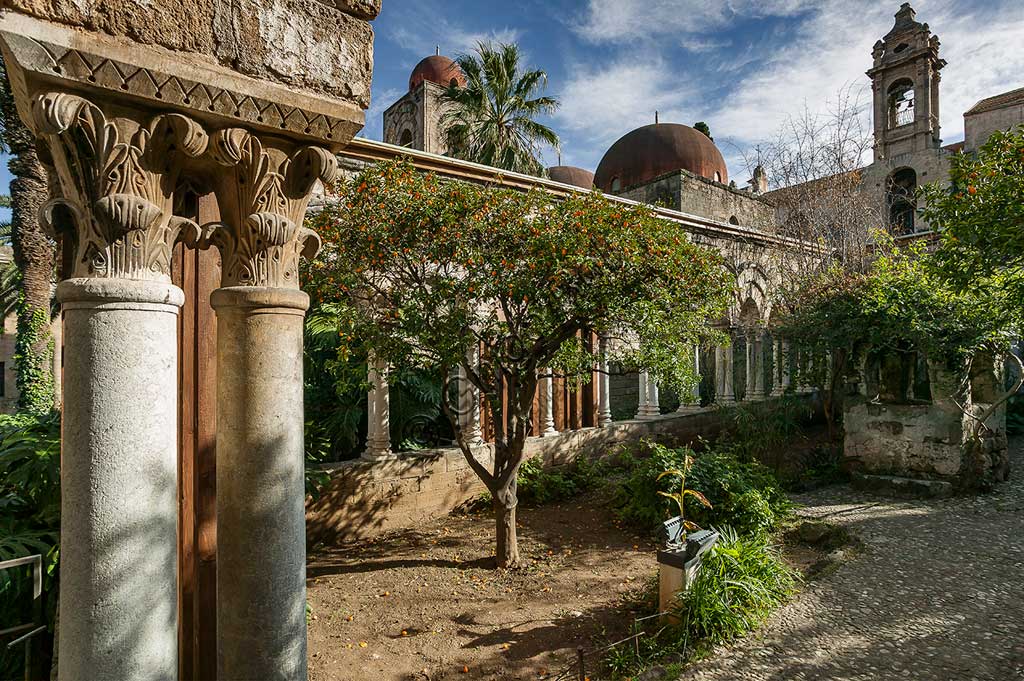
611, 176, 621, 192
399, 128, 414, 147
713, 172, 721, 183
887, 167, 917, 235
449, 78, 459, 88
728, 216, 740, 225
888, 79, 915, 128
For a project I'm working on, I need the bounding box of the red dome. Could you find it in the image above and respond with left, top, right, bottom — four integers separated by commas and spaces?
409, 55, 467, 91
547, 165, 595, 189
594, 123, 729, 192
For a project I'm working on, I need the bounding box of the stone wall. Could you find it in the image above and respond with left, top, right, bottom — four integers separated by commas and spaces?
844, 357, 1009, 491
609, 367, 639, 420
619, 170, 774, 229
965, 101, 1024, 152
4, 0, 376, 108
306, 410, 726, 545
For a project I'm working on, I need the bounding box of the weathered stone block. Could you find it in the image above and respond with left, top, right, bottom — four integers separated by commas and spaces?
3, 0, 375, 107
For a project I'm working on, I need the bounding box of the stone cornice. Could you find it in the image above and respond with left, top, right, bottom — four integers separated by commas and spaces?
0, 13, 364, 150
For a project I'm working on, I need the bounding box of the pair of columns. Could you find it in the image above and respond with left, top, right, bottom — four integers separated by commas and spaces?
636, 344, 703, 419
544, 336, 615, 432
43, 94, 330, 680
635, 370, 661, 419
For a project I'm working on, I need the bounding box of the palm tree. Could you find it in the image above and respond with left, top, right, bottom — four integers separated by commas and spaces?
440, 42, 560, 176
0, 221, 20, 320
1, 58, 56, 414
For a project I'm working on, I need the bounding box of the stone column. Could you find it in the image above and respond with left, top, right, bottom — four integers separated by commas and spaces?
647, 372, 661, 417
635, 370, 649, 418
31, 93, 205, 681
459, 346, 484, 444
541, 369, 558, 436
597, 337, 612, 426
363, 355, 393, 459
771, 339, 785, 396
744, 333, 757, 401
781, 340, 793, 392
716, 341, 736, 404
202, 129, 337, 681
679, 345, 702, 411
748, 331, 766, 401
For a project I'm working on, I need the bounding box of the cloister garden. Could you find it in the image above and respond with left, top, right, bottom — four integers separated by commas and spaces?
0, 2, 1022, 681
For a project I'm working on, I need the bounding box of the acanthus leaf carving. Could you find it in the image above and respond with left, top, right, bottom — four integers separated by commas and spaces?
204, 129, 334, 288
32, 91, 208, 281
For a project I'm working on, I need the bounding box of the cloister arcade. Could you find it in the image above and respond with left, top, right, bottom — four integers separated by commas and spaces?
335, 140, 819, 463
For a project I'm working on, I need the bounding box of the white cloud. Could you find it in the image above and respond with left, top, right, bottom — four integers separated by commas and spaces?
574, 0, 818, 43
553, 57, 704, 169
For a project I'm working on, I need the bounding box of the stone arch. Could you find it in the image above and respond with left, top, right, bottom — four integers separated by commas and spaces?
887, 166, 917, 235
399, 128, 414, 147
731, 262, 772, 326
887, 78, 915, 128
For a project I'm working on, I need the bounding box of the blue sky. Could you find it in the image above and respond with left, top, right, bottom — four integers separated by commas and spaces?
363, 0, 1024, 181
2, 0, 1022, 220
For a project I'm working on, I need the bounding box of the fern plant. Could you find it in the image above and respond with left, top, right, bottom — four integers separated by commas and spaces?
0, 411, 61, 677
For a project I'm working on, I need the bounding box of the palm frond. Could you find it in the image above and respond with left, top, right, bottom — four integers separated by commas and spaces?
440, 41, 560, 176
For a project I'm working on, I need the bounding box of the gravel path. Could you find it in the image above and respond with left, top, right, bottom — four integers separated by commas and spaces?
679, 438, 1024, 681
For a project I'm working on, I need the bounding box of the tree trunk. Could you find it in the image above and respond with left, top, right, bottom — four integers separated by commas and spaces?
1, 65, 56, 413
493, 479, 520, 569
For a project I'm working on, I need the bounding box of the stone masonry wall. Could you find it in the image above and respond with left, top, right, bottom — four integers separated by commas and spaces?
965, 103, 1024, 152
619, 170, 774, 229
5, 0, 377, 107
306, 410, 725, 545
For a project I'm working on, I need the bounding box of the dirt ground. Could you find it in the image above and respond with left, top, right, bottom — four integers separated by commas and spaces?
306, 499, 663, 681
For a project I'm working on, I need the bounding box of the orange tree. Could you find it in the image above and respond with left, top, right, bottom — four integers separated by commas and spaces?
307, 159, 732, 568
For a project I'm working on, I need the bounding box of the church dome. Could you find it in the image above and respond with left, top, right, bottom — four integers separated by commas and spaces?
547, 165, 595, 189
594, 123, 729, 192
409, 55, 467, 91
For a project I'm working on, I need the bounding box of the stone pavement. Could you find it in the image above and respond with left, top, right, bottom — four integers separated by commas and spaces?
678, 438, 1024, 681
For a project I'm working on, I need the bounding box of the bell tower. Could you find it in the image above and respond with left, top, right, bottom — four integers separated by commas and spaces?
383, 51, 466, 155
866, 3, 946, 162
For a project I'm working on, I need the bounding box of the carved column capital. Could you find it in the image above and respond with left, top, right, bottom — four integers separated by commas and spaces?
32, 91, 207, 281
201, 128, 337, 289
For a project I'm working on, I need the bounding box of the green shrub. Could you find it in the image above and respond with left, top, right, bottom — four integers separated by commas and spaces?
672, 527, 798, 644
686, 447, 792, 536
716, 396, 813, 465
0, 411, 60, 678
612, 442, 693, 532
613, 442, 791, 537
600, 528, 798, 679
517, 455, 611, 505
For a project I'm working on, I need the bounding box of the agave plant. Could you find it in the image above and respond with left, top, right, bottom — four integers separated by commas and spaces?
656, 454, 712, 536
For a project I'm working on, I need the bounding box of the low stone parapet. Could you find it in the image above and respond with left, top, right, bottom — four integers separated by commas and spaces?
306, 410, 723, 545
